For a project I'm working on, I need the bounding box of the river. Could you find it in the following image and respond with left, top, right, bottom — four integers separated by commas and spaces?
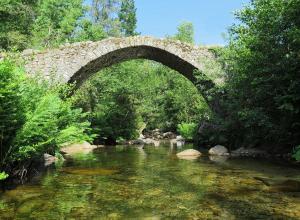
0, 143, 299, 219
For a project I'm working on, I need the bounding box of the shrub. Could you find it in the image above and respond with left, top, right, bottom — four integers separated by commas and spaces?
177, 123, 197, 141
0, 60, 25, 163
0, 58, 95, 165
0, 171, 9, 181
293, 146, 300, 161
13, 92, 94, 161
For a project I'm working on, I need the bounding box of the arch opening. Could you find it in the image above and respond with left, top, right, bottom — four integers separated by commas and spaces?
69, 45, 199, 89
73, 58, 212, 144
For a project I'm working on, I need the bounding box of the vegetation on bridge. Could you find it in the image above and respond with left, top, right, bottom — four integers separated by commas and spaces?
0, 0, 299, 179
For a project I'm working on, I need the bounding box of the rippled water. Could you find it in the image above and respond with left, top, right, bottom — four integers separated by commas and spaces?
0, 143, 300, 219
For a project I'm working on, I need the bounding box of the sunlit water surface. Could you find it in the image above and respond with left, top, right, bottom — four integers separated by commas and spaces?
0, 143, 300, 219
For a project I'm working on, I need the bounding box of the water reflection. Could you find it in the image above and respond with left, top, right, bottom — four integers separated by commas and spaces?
170, 139, 184, 148
209, 155, 230, 164
0, 143, 299, 219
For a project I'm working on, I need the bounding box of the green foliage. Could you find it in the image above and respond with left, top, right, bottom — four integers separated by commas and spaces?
31, 0, 85, 48
91, 0, 122, 37
177, 123, 197, 141
13, 93, 91, 160
0, 59, 94, 165
172, 21, 195, 44
118, 0, 138, 36
2, 0, 299, 160
200, 0, 300, 152
73, 19, 107, 42
0, 0, 37, 50
293, 146, 300, 161
0, 60, 25, 162
92, 88, 140, 142
0, 171, 8, 180
74, 60, 209, 140
161, 82, 209, 131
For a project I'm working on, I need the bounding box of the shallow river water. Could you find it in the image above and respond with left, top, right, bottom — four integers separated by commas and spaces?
0, 143, 300, 219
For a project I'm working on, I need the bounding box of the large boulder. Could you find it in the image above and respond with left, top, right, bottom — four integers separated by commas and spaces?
44, 154, 58, 166
60, 141, 99, 156
176, 149, 201, 160
176, 135, 185, 141
208, 145, 229, 156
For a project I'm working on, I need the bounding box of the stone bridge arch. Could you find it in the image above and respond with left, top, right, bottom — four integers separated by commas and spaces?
22, 36, 219, 110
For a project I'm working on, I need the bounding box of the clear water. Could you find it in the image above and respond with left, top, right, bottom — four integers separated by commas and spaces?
0, 143, 300, 219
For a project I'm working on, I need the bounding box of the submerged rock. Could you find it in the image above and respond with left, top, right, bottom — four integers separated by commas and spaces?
253, 176, 271, 186
4, 185, 43, 201
254, 177, 300, 192
17, 198, 44, 214
208, 145, 229, 156
269, 180, 300, 192
61, 167, 118, 176
107, 213, 121, 218
176, 149, 201, 160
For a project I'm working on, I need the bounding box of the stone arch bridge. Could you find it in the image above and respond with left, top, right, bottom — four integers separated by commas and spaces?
22, 36, 221, 111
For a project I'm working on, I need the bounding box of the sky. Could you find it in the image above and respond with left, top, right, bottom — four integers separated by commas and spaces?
135, 0, 249, 45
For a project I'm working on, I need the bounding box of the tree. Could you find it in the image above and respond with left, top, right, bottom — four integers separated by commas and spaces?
118, 0, 138, 36
73, 19, 107, 42
91, 0, 122, 37
215, 0, 300, 152
92, 87, 140, 144
0, 0, 37, 50
174, 21, 195, 44
31, 0, 85, 48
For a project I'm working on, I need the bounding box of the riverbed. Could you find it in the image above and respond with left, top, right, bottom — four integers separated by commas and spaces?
0, 143, 299, 219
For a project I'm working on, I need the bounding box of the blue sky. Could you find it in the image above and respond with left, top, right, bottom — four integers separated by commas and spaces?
135, 0, 249, 45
